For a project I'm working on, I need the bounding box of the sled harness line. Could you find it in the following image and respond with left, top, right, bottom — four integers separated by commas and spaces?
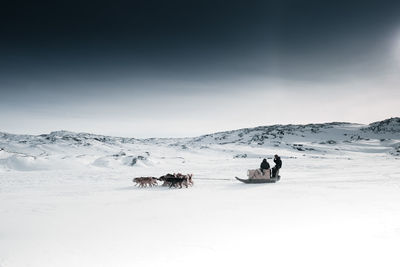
195, 178, 231, 181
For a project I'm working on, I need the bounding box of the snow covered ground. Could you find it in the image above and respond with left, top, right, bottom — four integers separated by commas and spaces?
1, 118, 400, 267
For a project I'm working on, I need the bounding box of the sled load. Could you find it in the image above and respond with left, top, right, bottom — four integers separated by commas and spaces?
235, 169, 280, 184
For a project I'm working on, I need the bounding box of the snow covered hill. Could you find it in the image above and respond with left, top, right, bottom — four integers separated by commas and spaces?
0, 117, 399, 172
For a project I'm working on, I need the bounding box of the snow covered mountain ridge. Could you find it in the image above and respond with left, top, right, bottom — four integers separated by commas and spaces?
0, 117, 399, 171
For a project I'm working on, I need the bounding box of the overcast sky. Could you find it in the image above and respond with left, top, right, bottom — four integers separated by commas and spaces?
1, 0, 400, 137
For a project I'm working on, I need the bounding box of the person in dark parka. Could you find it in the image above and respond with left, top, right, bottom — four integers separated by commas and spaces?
272, 154, 282, 178
260, 158, 270, 175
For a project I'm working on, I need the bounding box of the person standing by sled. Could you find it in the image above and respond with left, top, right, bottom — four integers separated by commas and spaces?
272, 154, 282, 178
260, 158, 270, 175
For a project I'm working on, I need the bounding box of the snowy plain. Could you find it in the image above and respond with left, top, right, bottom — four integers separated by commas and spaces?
1, 118, 400, 267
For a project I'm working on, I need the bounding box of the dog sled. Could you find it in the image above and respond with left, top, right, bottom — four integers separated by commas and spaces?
235, 169, 280, 184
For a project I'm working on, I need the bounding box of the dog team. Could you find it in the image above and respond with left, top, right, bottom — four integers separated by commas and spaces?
133, 173, 194, 189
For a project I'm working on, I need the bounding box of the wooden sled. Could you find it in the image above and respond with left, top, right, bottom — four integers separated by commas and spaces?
235, 176, 280, 184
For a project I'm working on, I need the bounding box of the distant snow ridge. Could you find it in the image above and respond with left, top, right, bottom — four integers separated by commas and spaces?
362, 117, 400, 133
191, 122, 352, 146
0, 118, 399, 171
39, 130, 138, 145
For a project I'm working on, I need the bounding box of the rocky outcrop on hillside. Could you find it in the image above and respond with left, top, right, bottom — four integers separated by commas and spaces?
362, 118, 400, 133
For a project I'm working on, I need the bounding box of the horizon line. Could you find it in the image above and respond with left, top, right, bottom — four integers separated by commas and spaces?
1, 117, 398, 140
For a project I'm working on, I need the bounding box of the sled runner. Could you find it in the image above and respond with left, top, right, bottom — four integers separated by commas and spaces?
235, 176, 279, 184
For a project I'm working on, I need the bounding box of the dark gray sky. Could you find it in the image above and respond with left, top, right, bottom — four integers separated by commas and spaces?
1, 0, 400, 137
